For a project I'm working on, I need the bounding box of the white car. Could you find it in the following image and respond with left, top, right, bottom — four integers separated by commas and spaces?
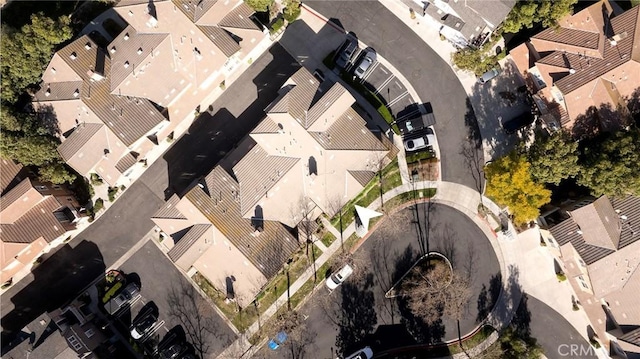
325, 264, 354, 290
345, 346, 373, 359
403, 130, 436, 152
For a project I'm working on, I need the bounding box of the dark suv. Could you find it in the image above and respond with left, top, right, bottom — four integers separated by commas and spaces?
336, 35, 358, 69
502, 112, 536, 134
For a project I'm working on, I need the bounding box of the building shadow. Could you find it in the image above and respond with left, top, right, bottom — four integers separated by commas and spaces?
1, 240, 106, 353
161, 43, 301, 199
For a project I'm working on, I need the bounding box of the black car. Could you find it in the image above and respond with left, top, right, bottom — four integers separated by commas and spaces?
159, 343, 188, 359
502, 112, 536, 134
130, 310, 157, 340
336, 35, 358, 69
398, 111, 436, 136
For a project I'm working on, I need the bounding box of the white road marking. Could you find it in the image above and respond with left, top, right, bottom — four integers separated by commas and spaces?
375, 75, 395, 94
387, 91, 409, 107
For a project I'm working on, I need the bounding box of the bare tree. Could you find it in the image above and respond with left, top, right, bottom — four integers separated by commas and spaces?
271, 311, 316, 359
167, 281, 219, 358
327, 195, 347, 252
369, 151, 390, 209
291, 196, 318, 282
402, 261, 472, 342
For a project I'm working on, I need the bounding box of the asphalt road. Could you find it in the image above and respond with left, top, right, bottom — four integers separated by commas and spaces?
257, 203, 500, 358
526, 295, 599, 359
118, 241, 237, 358
306, 0, 484, 191
0, 43, 299, 351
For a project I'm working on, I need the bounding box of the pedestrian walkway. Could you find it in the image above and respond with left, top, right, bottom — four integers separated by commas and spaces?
217, 179, 522, 358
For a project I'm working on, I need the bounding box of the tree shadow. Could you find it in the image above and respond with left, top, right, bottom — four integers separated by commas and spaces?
476, 272, 502, 323
335, 273, 377, 356
571, 102, 633, 141
467, 59, 533, 161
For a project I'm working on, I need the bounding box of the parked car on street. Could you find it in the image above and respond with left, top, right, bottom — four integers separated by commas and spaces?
403, 128, 435, 152
345, 346, 374, 359
326, 264, 354, 290
336, 35, 358, 69
354, 48, 376, 79
158, 340, 188, 359
477, 67, 502, 84
104, 283, 139, 315
130, 309, 158, 340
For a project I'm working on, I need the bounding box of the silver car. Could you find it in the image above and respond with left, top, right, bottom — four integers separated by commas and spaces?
354, 48, 376, 79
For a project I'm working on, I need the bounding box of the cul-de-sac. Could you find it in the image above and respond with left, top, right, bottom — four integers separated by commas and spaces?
1, 0, 639, 358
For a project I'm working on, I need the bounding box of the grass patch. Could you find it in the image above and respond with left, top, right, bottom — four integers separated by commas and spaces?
339, 72, 400, 134
405, 150, 436, 164
320, 231, 336, 247
269, 18, 285, 34
330, 159, 402, 228
344, 233, 360, 252
194, 246, 318, 332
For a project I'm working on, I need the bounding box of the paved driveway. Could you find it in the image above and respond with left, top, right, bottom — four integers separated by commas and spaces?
256, 203, 500, 358
306, 0, 484, 191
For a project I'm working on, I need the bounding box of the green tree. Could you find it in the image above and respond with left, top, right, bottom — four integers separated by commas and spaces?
484, 152, 551, 226
283, 0, 301, 22
0, 132, 60, 166
577, 129, 640, 197
1, 13, 72, 103
244, 0, 273, 12
528, 131, 580, 184
38, 161, 76, 184
502, 0, 578, 33
499, 327, 543, 359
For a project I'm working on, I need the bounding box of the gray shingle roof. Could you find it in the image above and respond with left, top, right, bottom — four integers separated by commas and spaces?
348, 170, 376, 187
233, 145, 300, 215
115, 151, 138, 173
309, 107, 389, 151
218, 2, 260, 30
537, 6, 640, 95
33, 81, 84, 102
305, 83, 347, 129
251, 117, 281, 134
0, 159, 25, 195
153, 194, 187, 219
185, 167, 298, 278
570, 195, 621, 250
168, 224, 211, 261
108, 26, 169, 93
550, 196, 640, 265
197, 26, 240, 57
173, 0, 218, 23
57, 123, 104, 161
56, 36, 165, 146
0, 196, 65, 244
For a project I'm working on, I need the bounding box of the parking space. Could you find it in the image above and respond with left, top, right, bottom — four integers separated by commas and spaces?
117, 241, 237, 358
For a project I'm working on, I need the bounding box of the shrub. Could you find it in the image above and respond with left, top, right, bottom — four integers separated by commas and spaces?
120, 184, 126, 191
107, 186, 119, 202
90, 173, 103, 186
556, 272, 567, 281
102, 281, 123, 303
219, 80, 226, 90
270, 18, 285, 34
93, 198, 104, 213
